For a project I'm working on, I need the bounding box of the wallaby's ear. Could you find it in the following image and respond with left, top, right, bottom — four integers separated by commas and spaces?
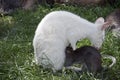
95, 17, 111, 30
95, 17, 104, 24
101, 21, 111, 30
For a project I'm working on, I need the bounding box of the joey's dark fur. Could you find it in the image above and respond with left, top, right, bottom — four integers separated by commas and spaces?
64, 46, 103, 73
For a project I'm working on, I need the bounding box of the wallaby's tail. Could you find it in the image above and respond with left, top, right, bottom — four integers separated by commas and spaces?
102, 54, 116, 68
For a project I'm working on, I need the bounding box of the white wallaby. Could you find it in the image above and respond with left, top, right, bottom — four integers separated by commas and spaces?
33, 11, 110, 72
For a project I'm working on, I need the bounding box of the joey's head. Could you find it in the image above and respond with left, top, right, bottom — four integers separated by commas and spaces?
89, 17, 111, 49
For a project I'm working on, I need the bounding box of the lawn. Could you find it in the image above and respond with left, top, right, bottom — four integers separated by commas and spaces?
0, 4, 120, 80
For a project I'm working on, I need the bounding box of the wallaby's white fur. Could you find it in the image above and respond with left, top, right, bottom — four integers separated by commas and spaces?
33, 11, 107, 71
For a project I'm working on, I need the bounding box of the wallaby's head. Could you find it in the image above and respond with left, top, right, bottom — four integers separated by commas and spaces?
90, 17, 110, 49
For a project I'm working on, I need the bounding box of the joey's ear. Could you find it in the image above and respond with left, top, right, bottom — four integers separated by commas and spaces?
101, 21, 111, 30
95, 17, 105, 24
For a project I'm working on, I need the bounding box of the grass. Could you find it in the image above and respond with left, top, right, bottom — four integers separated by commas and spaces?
0, 4, 120, 80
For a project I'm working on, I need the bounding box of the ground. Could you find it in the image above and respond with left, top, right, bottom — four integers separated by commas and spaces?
0, 4, 120, 80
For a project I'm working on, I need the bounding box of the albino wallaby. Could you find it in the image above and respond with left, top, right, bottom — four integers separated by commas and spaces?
33, 11, 110, 72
